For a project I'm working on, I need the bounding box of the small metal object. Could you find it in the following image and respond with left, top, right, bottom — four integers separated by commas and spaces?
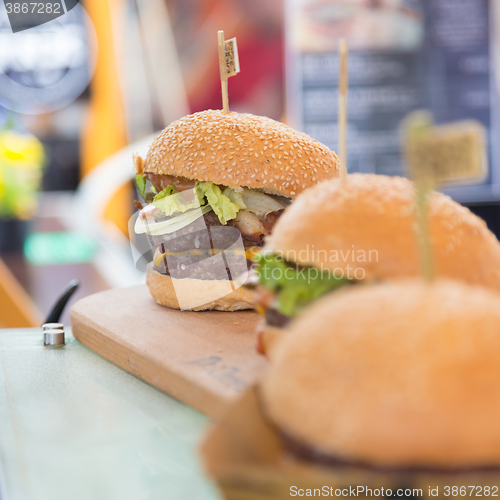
43, 328, 65, 346
45, 280, 79, 324
42, 323, 64, 332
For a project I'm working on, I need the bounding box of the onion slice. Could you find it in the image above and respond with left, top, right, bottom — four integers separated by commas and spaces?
135, 205, 213, 236
240, 189, 286, 216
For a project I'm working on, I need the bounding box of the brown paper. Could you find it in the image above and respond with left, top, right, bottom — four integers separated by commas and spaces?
201, 387, 500, 500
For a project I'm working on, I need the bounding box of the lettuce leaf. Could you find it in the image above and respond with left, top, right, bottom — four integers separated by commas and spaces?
135, 174, 147, 199
153, 185, 178, 201
148, 181, 241, 224
153, 187, 202, 216
196, 182, 240, 224
254, 253, 352, 317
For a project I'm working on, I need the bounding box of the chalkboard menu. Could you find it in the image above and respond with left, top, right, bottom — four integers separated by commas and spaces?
286, 0, 500, 202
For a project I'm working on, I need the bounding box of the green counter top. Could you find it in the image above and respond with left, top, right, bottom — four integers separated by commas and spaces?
0, 328, 220, 500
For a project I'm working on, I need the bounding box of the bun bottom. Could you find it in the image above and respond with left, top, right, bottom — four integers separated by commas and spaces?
146, 266, 254, 311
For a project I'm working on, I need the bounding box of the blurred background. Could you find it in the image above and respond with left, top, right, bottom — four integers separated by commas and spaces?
0, 0, 498, 328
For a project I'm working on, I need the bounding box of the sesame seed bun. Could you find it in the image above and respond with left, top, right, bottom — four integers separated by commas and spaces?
141, 110, 342, 198
146, 266, 254, 311
266, 173, 500, 291
261, 279, 500, 469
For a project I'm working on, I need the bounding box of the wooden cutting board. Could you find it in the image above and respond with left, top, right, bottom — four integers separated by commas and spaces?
70, 285, 267, 417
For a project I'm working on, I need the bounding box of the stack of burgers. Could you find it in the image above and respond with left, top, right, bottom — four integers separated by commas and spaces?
132, 108, 500, 494
201, 171, 500, 498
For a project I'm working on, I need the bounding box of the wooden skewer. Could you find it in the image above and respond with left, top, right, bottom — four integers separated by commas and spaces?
415, 183, 435, 283
218, 30, 229, 114
404, 112, 435, 283
338, 38, 348, 180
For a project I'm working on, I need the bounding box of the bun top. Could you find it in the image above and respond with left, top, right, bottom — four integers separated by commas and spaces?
142, 110, 341, 198
267, 173, 500, 291
261, 279, 500, 469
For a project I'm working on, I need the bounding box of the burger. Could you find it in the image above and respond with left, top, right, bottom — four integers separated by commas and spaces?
133, 110, 341, 311
252, 173, 500, 351
261, 279, 500, 479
